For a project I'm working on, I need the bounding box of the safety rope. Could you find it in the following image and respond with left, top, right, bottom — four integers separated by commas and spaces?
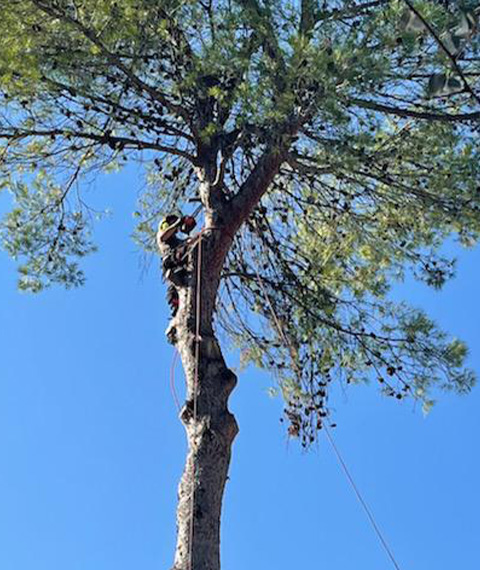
248, 244, 403, 570
188, 233, 203, 570
324, 425, 402, 570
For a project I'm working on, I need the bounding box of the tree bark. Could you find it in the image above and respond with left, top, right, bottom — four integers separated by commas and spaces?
159, 146, 287, 569
160, 228, 238, 570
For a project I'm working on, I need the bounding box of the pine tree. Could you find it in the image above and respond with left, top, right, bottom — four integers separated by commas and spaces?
1, 2, 479, 568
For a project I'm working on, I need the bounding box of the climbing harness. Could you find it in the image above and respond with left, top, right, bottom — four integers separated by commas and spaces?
166, 284, 180, 317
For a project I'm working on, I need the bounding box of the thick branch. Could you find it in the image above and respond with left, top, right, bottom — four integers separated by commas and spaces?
226, 147, 287, 235
300, 0, 317, 36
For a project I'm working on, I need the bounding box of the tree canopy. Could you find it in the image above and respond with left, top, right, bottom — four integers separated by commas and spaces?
1, 0, 479, 446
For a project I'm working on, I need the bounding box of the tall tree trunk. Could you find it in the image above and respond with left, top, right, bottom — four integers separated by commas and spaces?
161, 228, 238, 570
160, 149, 286, 569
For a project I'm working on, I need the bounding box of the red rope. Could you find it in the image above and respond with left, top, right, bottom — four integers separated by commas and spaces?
169, 349, 181, 412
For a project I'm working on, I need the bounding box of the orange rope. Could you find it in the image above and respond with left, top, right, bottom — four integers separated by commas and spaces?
169, 349, 181, 412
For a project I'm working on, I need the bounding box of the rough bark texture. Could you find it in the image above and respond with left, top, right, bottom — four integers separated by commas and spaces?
159, 148, 286, 569
160, 225, 238, 570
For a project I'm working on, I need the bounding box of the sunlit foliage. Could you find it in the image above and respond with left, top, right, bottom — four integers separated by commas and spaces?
1, 0, 479, 444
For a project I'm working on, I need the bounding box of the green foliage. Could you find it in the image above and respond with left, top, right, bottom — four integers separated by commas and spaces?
0, 174, 96, 291
1, 0, 479, 444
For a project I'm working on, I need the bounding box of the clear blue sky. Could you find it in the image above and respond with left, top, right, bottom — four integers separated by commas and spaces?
1, 166, 479, 570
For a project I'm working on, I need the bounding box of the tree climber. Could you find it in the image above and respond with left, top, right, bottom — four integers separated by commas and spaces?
157, 213, 198, 337
158, 213, 196, 245
157, 213, 197, 282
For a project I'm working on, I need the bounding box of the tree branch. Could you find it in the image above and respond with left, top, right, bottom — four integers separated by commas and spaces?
30, 0, 194, 129
226, 146, 287, 235
0, 128, 196, 161
237, 0, 286, 76
401, 0, 480, 105
43, 77, 193, 142
346, 97, 480, 122
315, 0, 389, 24
300, 0, 317, 37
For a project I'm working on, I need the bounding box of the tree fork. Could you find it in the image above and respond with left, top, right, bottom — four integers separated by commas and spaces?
160, 227, 239, 570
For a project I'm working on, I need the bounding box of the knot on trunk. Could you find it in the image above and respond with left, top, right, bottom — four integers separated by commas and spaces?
220, 410, 239, 442
180, 399, 195, 423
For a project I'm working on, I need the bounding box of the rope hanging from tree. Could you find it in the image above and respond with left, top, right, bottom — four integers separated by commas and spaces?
250, 245, 403, 570
188, 232, 203, 570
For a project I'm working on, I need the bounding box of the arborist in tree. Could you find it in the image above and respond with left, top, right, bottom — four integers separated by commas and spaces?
158, 213, 197, 280
158, 213, 197, 246
157, 212, 197, 321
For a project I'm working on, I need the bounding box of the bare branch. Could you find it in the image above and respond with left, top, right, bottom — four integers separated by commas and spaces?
0, 128, 196, 162
346, 97, 480, 122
